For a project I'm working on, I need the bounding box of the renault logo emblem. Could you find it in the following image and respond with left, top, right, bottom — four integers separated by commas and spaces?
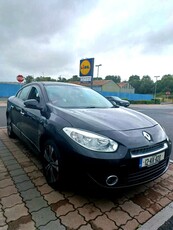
143, 131, 152, 141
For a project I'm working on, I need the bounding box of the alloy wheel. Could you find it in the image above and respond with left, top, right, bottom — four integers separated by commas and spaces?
43, 140, 60, 186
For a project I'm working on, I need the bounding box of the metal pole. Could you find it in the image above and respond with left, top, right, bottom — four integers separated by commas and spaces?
95, 64, 102, 80
154, 76, 160, 103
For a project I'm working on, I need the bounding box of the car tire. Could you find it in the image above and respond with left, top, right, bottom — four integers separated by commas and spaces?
42, 139, 64, 189
7, 117, 15, 138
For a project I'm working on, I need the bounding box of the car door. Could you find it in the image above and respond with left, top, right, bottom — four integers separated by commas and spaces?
10, 85, 32, 137
20, 85, 45, 149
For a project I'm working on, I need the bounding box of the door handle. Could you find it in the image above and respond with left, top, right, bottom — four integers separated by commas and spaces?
20, 111, 25, 116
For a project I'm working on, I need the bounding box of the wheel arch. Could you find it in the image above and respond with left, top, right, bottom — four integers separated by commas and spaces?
39, 133, 51, 152
39, 132, 61, 153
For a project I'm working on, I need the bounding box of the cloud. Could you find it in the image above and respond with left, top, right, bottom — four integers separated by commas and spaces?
0, 0, 173, 82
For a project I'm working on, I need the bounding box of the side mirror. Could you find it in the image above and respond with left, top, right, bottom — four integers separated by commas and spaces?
24, 99, 42, 110
111, 101, 119, 107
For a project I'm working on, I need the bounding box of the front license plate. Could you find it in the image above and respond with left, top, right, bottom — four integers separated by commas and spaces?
139, 152, 165, 168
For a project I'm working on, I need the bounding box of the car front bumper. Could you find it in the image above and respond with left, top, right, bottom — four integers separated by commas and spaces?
58, 137, 172, 189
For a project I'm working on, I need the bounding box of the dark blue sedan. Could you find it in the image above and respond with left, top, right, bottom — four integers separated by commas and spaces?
105, 96, 130, 107
6, 82, 172, 189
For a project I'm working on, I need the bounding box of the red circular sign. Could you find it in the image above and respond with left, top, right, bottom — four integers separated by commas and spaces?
166, 91, 170, 95
17, 75, 24, 83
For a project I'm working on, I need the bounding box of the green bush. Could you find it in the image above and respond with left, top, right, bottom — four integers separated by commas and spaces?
130, 99, 160, 104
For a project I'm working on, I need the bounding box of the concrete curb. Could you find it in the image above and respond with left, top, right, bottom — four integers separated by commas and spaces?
139, 201, 173, 230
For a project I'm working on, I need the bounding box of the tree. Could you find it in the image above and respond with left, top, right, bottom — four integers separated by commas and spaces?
105, 75, 121, 83
128, 75, 141, 93
157, 74, 173, 93
35, 76, 56, 82
68, 75, 80, 82
57, 76, 67, 82
138, 75, 154, 94
93, 77, 103, 80
25, 75, 34, 84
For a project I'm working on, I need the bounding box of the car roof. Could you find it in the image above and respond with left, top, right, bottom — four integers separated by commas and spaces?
110, 96, 120, 99
25, 82, 83, 87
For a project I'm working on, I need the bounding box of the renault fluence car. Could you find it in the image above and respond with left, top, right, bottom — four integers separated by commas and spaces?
6, 82, 172, 189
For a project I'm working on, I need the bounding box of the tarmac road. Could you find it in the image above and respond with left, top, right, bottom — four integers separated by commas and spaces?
130, 104, 173, 160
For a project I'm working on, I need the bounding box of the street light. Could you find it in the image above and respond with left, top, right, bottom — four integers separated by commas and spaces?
95, 64, 102, 80
154, 76, 160, 103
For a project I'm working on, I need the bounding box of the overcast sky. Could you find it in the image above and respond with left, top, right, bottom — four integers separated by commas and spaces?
0, 0, 173, 82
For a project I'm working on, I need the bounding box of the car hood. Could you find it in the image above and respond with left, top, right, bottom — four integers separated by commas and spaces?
53, 106, 158, 132
121, 99, 129, 103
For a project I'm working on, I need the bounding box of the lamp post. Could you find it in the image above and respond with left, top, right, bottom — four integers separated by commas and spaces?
95, 64, 102, 80
154, 76, 160, 103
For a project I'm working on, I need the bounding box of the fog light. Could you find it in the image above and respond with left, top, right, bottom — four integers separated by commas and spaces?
106, 175, 118, 186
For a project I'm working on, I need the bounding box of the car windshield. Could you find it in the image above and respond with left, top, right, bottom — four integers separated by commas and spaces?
112, 96, 121, 100
45, 85, 113, 108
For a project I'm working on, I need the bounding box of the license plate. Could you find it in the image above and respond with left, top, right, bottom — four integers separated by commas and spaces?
139, 152, 165, 168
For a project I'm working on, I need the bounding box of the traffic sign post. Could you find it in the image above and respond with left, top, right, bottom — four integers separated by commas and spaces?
166, 91, 170, 95
17, 75, 24, 83
166, 91, 171, 100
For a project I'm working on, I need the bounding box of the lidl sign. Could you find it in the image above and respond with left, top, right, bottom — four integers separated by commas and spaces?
79, 58, 94, 82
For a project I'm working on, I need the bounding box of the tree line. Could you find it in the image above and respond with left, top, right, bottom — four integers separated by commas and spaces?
25, 74, 173, 95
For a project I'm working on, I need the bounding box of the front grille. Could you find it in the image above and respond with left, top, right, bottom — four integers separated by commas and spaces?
87, 140, 170, 189
130, 142, 168, 158
127, 158, 169, 185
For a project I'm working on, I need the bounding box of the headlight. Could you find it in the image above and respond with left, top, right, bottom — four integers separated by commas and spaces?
63, 127, 118, 152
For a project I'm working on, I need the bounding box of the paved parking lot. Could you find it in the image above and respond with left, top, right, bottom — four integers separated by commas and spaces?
1, 127, 173, 230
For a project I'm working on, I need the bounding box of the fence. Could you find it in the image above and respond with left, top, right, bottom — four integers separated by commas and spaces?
0, 83, 153, 101
0, 83, 21, 98
99, 91, 153, 101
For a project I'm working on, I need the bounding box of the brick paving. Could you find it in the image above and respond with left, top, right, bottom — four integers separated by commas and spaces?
0, 128, 173, 229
